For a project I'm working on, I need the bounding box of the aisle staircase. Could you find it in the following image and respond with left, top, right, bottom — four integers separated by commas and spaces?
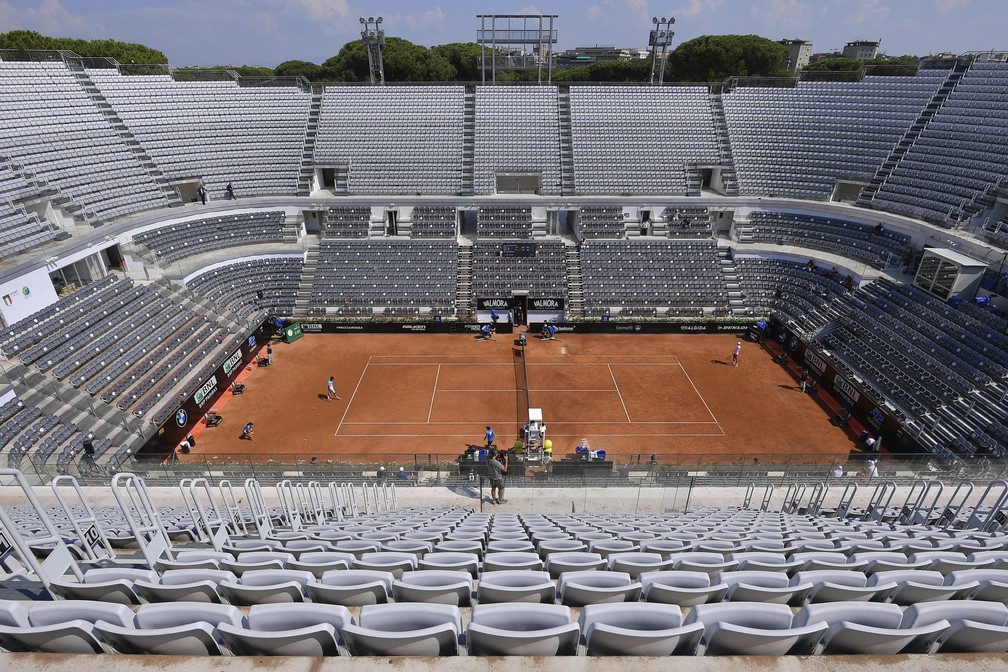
455, 243, 473, 318
294, 246, 319, 316
297, 91, 322, 196
564, 243, 585, 318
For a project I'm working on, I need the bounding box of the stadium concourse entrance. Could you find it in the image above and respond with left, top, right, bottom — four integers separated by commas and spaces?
496, 173, 541, 195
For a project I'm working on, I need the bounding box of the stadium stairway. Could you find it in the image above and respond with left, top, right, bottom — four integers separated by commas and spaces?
294, 245, 319, 317
461, 91, 475, 196
297, 91, 323, 196
65, 60, 182, 214
718, 248, 746, 316
564, 242, 585, 318
455, 243, 473, 318
710, 92, 740, 196
557, 91, 575, 196
859, 63, 969, 211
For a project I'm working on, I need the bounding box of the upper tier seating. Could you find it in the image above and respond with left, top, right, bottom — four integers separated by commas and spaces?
722, 71, 948, 199
741, 212, 911, 267
569, 86, 721, 195
316, 86, 464, 195
0, 60, 170, 222
873, 62, 1008, 224
474, 86, 561, 195
87, 67, 310, 196
0, 159, 57, 261
132, 211, 286, 263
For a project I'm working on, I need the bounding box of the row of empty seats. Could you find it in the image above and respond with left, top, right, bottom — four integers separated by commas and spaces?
309, 240, 458, 316
0, 60, 171, 223
188, 256, 303, 319
87, 67, 311, 196
570, 86, 721, 195
132, 211, 286, 262
723, 71, 948, 200
874, 62, 1008, 223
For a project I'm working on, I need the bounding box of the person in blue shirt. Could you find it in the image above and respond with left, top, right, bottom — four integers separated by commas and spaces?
481, 323, 495, 340
490, 308, 499, 325
485, 425, 495, 448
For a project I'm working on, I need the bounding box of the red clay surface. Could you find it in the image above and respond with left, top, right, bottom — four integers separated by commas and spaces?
188, 332, 857, 466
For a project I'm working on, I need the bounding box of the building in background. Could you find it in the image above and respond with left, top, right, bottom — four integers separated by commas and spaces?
842, 40, 881, 61
555, 45, 649, 69
779, 39, 813, 73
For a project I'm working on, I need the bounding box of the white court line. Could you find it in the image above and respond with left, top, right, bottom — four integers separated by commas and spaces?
334, 432, 726, 438
679, 362, 725, 436
367, 362, 511, 366
438, 389, 622, 393
427, 364, 441, 423
608, 364, 632, 422
342, 420, 719, 425
334, 356, 371, 436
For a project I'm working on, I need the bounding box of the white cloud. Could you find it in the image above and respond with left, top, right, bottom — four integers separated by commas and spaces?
847, 0, 890, 26
387, 6, 446, 32
933, 0, 970, 11
673, 0, 727, 19
282, 0, 351, 21
586, 4, 607, 22
516, 4, 542, 15
751, 0, 815, 29
0, 0, 104, 35
622, 0, 650, 22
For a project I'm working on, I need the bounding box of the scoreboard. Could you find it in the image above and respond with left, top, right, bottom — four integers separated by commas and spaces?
501, 242, 537, 258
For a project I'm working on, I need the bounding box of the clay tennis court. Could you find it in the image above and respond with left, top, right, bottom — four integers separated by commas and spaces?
190, 332, 855, 465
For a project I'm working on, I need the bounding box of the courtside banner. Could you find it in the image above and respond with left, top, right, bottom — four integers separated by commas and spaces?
768, 318, 923, 456
477, 298, 513, 311
141, 319, 270, 456
528, 322, 754, 334
297, 321, 513, 334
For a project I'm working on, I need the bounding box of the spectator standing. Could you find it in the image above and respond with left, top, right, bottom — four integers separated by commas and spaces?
197, 185, 207, 205
487, 447, 508, 504
225, 183, 236, 200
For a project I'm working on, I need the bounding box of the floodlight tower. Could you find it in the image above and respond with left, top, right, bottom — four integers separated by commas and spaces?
360, 16, 385, 85
648, 16, 675, 85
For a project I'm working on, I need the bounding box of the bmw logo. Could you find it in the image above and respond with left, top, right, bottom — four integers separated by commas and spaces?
788, 337, 799, 351
175, 409, 187, 427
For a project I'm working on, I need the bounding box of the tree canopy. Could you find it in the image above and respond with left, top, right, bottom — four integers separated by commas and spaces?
324, 37, 456, 83
0, 30, 167, 63
666, 35, 790, 81
803, 55, 918, 76
1, 30, 925, 83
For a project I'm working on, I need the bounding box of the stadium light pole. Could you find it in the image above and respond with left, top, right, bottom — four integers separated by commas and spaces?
360, 16, 385, 85
648, 16, 675, 85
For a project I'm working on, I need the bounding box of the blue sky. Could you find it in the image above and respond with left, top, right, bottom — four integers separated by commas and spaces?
0, 0, 1003, 67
